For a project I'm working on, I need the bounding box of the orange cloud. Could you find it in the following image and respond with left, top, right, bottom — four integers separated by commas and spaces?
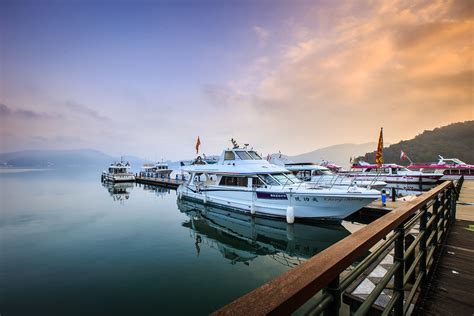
217, 0, 473, 154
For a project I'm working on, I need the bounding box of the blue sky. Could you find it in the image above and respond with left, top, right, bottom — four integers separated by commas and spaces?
1, 0, 472, 159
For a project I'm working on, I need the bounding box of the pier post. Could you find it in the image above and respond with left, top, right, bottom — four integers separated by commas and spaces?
392, 187, 396, 202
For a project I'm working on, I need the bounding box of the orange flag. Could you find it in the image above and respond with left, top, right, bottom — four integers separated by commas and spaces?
375, 128, 383, 166
195, 136, 201, 154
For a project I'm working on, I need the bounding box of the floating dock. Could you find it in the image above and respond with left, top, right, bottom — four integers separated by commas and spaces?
135, 175, 184, 189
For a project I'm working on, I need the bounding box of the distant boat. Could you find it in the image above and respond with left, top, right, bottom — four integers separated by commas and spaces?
139, 162, 173, 178
177, 142, 380, 222
347, 161, 443, 184
408, 156, 474, 180
101, 161, 135, 183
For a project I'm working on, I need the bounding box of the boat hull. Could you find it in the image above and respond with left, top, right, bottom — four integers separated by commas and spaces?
177, 185, 378, 221
101, 173, 135, 183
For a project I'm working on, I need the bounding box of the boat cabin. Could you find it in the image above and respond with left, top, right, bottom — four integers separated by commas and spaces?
184, 147, 301, 189
284, 163, 333, 181
108, 162, 131, 174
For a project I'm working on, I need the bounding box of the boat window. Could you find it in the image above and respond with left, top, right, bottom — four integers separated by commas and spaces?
219, 176, 248, 187
313, 169, 332, 176
252, 177, 265, 187
224, 151, 235, 160
235, 151, 253, 160
460, 169, 470, 175
392, 168, 398, 174
248, 151, 262, 160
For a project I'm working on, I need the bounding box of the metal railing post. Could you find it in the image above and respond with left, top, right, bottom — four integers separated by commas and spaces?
324, 275, 341, 316
394, 224, 405, 316
419, 206, 428, 288
439, 190, 446, 239
450, 185, 456, 220
432, 196, 440, 248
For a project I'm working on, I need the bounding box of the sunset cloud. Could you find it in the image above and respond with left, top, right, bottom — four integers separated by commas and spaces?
215, 0, 473, 153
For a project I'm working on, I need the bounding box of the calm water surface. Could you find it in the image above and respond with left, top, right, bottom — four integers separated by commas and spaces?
1, 170, 351, 315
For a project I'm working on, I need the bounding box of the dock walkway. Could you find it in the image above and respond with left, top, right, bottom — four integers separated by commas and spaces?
135, 175, 184, 189
418, 180, 474, 315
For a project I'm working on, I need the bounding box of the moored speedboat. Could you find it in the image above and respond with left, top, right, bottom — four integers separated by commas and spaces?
408, 156, 474, 180
347, 161, 443, 184
101, 161, 135, 183
177, 142, 380, 223
285, 162, 387, 190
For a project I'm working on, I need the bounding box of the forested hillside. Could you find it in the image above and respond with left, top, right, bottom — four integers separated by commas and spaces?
358, 121, 474, 165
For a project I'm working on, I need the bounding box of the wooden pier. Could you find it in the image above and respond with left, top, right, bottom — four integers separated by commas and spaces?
417, 178, 474, 314
213, 177, 470, 315
135, 175, 184, 189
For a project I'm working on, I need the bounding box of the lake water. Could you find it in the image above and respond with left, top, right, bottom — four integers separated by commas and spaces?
1, 170, 353, 315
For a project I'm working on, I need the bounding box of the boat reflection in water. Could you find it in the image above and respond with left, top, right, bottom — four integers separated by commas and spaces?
139, 183, 172, 199
177, 199, 350, 266
102, 181, 134, 203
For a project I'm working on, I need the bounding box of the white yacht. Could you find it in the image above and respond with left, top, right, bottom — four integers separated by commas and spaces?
284, 162, 387, 190
139, 162, 173, 178
101, 161, 135, 183
177, 143, 380, 223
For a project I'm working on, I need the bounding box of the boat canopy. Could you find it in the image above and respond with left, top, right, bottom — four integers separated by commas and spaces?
181, 148, 289, 175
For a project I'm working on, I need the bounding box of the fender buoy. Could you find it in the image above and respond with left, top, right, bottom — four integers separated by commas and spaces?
286, 206, 295, 224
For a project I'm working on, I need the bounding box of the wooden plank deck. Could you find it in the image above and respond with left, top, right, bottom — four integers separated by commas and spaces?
418, 180, 474, 315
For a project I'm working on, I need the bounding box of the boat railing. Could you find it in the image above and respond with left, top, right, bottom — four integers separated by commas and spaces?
213, 177, 464, 316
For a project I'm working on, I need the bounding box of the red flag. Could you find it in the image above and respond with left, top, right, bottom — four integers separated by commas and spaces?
375, 128, 383, 166
195, 136, 201, 154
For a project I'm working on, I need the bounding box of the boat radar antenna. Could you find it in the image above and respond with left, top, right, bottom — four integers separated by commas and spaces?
244, 143, 249, 149
231, 138, 239, 149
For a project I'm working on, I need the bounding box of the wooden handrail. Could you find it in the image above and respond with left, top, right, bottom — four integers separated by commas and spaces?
213, 181, 453, 315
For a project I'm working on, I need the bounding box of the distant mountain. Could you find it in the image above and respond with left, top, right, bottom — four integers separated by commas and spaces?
0, 149, 151, 171
357, 121, 474, 165
289, 143, 379, 167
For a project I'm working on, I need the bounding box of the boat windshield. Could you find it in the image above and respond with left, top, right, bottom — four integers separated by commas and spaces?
271, 173, 301, 185
258, 174, 280, 185
283, 173, 301, 184
235, 151, 253, 160
313, 169, 332, 176
248, 151, 262, 160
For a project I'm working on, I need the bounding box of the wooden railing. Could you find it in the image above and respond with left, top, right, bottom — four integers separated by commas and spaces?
213, 177, 464, 316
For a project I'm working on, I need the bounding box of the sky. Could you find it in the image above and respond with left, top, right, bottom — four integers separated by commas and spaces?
1, 0, 472, 160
